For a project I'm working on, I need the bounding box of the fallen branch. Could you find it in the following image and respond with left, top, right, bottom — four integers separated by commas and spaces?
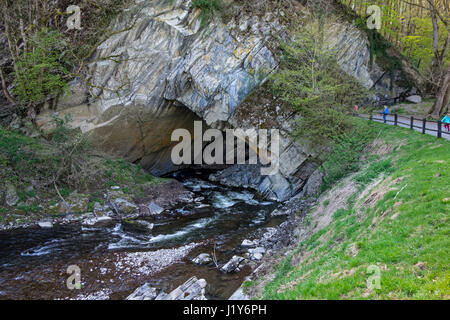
54, 181, 68, 206
212, 241, 221, 270
106, 193, 120, 216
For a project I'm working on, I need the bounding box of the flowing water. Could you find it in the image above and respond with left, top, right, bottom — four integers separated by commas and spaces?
0, 170, 285, 300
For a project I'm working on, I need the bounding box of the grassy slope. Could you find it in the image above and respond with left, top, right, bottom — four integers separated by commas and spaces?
258, 121, 449, 299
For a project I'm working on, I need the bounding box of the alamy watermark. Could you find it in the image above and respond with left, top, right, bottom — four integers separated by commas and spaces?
366, 265, 381, 290
66, 5, 82, 31
171, 121, 280, 176
366, 5, 382, 30
66, 265, 81, 290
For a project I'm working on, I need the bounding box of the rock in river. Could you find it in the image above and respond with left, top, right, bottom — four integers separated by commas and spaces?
37, 221, 53, 229
192, 253, 212, 265
122, 219, 154, 233
221, 256, 247, 273
82, 216, 114, 228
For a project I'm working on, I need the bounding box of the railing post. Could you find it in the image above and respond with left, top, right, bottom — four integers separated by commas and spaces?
437, 120, 442, 138
394, 114, 398, 126
422, 118, 426, 134
410, 116, 414, 130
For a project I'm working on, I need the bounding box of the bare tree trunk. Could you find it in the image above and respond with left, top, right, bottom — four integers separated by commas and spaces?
0, 67, 16, 105
429, 3, 442, 92
431, 65, 450, 117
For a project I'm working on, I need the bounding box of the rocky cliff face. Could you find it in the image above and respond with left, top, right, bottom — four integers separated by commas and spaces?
324, 21, 419, 97
36, 0, 416, 201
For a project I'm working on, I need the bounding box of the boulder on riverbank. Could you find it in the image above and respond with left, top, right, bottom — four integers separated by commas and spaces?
221, 256, 248, 273
126, 283, 159, 300
127, 277, 207, 300
82, 216, 114, 228
192, 253, 213, 265
121, 219, 154, 233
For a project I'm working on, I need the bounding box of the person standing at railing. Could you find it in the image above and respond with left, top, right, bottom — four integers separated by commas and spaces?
441, 113, 450, 131
383, 105, 389, 122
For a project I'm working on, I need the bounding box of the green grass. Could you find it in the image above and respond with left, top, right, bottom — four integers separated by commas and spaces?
354, 159, 393, 185
257, 122, 450, 299
320, 119, 378, 191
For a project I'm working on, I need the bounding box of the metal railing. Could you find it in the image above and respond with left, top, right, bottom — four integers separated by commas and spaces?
356, 112, 450, 139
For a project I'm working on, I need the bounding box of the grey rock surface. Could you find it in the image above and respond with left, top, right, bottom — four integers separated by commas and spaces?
126, 283, 159, 300
406, 95, 422, 103
192, 253, 213, 265
155, 276, 207, 300
241, 239, 257, 247
221, 255, 247, 273
82, 216, 114, 228
34, 1, 419, 201
147, 202, 164, 215
37, 221, 53, 229
299, 168, 323, 198
229, 287, 249, 300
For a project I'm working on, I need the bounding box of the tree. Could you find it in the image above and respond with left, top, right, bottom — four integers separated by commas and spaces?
409, 0, 450, 116
432, 65, 450, 115
339, 0, 449, 116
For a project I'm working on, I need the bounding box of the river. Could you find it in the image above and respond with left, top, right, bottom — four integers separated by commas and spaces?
0, 170, 285, 300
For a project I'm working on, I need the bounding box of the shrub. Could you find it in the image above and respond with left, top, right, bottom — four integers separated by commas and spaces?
13, 29, 71, 106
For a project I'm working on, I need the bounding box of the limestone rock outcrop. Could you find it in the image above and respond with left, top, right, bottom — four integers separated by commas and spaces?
35, 0, 418, 201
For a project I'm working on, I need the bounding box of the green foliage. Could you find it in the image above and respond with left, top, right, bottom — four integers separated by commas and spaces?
270, 22, 370, 142
13, 29, 70, 105
192, 0, 223, 27
401, 17, 450, 73
320, 119, 377, 191
339, 0, 449, 90
366, 29, 391, 66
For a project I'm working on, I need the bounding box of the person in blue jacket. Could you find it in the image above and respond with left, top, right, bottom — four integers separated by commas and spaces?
382, 105, 389, 122
441, 113, 450, 131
